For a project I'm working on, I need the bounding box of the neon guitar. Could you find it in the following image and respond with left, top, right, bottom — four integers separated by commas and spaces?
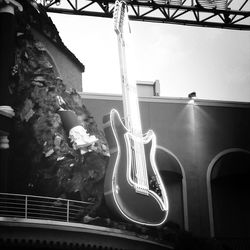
103, 0, 168, 226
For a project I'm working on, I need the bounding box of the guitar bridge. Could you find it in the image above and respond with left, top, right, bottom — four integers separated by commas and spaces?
135, 186, 149, 196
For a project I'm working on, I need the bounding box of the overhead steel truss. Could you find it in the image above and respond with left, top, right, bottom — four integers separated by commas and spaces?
37, 0, 250, 30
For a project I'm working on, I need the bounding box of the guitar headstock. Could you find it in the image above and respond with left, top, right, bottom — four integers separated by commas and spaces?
113, 0, 128, 36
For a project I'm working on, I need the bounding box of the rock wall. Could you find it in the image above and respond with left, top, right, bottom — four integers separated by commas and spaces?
8, 20, 109, 218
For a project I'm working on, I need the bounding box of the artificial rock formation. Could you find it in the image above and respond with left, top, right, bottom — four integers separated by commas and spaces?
1, 1, 179, 244
8, 19, 109, 219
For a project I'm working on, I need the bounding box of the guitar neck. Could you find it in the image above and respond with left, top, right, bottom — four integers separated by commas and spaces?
117, 30, 143, 136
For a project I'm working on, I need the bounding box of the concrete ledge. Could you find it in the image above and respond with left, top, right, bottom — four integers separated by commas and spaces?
0, 217, 173, 250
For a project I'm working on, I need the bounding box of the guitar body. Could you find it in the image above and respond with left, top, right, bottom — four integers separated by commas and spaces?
103, 109, 168, 226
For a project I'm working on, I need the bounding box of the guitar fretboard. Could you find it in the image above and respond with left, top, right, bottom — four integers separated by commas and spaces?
114, 0, 149, 191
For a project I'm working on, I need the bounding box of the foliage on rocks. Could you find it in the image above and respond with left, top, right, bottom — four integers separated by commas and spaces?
9, 22, 109, 218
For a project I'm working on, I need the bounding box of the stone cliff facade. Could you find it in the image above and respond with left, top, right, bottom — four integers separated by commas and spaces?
7, 3, 109, 219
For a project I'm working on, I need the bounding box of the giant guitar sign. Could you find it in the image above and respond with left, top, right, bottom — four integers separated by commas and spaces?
103, 0, 169, 226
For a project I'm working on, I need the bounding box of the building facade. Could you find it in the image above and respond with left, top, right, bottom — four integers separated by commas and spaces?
1, 1, 250, 249
81, 93, 250, 239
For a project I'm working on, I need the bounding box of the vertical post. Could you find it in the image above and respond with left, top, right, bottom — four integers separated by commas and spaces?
0, 0, 22, 192
67, 199, 70, 222
154, 80, 160, 96
25, 195, 28, 219
0, 1, 19, 142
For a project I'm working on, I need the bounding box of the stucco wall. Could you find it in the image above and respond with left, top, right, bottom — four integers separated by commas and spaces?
32, 29, 83, 91
81, 93, 250, 237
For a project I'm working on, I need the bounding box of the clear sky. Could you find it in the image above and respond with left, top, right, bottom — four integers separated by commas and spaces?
49, 13, 250, 102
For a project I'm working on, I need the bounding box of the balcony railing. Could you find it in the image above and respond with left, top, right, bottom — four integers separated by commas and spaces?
0, 192, 92, 223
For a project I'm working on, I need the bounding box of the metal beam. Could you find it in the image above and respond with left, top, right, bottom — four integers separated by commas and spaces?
36, 0, 250, 30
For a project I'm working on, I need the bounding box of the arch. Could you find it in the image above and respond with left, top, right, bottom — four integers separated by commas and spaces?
156, 145, 189, 231
207, 148, 250, 237
43, 48, 61, 78
31, 29, 62, 79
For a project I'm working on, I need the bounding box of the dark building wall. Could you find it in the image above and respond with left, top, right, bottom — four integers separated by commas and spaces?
81, 93, 250, 238
193, 105, 250, 238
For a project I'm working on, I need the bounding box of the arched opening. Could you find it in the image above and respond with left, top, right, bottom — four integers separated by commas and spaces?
42, 47, 61, 78
156, 146, 188, 230
208, 149, 250, 238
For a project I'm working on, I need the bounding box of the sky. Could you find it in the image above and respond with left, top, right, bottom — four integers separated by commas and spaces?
49, 13, 250, 102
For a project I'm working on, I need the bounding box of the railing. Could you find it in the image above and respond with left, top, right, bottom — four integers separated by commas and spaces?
0, 192, 93, 223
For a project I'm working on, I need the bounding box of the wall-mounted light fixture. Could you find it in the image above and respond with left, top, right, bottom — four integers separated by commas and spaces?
188, 92, 196, 99
188, 92, 196, 104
